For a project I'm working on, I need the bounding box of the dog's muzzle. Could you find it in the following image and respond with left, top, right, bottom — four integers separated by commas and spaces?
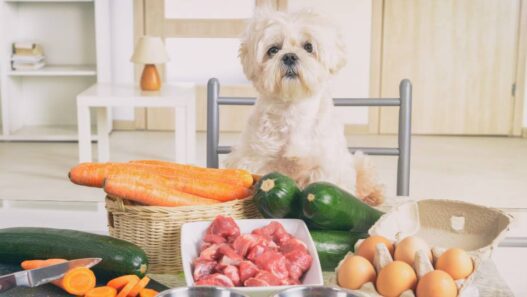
282, 53, 299, 78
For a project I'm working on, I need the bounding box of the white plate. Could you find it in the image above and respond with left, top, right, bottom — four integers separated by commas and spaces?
181, 219, 324, 296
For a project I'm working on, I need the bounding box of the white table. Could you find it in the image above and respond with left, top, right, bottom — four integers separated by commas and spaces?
76, 83, 196, 164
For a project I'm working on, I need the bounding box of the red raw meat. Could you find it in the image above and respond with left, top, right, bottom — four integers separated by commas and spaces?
195, 273, 234, 287
193, 217, 313, 288
245, 271, 282, 286
239, 260, 259, 282
207, 215, 240, 242
285, 249, 313, 280
246, 244, 267, 262
222, 265, 241, 286
216, 244, 243, 269
254, 250, 289, 280
280, 237, 308, 254
203, 233, 227, 244
252, 221, 292, 245
193, 258, 217, 281
199, 243, 222, 261
234, 234, 278, 258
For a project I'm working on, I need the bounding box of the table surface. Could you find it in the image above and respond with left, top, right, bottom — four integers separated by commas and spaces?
78, 82, 195, 98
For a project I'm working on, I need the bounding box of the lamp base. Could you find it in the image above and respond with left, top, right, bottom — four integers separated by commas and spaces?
140, 64, 161, 91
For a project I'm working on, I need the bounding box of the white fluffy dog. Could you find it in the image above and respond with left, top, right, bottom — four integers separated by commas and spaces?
225, 9, 384, 205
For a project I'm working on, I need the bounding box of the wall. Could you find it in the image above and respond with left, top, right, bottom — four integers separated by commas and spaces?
524, 52, 527, 127
110, 0, 373, 126
110, 0, 134, 120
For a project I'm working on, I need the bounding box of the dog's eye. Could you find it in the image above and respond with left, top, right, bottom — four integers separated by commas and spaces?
304, 42, 313, 53
267, 46, 279, 57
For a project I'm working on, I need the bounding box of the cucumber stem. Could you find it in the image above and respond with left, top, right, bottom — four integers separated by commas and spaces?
307, 193, 316, 202
260, 179, 275, 192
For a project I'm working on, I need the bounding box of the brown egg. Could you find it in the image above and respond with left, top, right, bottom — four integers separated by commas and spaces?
417, 270, 457, 297
356, 235, 395, 263
394, 236, 432, 267
436, 248, 474, 280
337, 255, 376, 290
376, 261, 417, 297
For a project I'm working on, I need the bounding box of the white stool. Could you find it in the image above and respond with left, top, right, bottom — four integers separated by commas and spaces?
76, 83, 196, 164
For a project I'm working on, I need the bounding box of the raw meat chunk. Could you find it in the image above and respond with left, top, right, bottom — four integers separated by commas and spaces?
234, 234, 278, 258
254, 250, 289, 280
193, 258, 217, 281
222, 265, 241, 286
195, 273, 234, 287
252, 221, 292, 245
285, 249, 313, 280
216, 244, 243, 269
280, 237, 308, 254
199, 243, 222, 261
239, 260, 259, 282
203, 233, 227, 244
207, 215, 240, 242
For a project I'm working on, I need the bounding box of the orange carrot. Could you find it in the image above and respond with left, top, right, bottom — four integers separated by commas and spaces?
107, 275, 140, 290
21, 259, 95, 295
131, 160, 254, 188
69, 162, 252, 201
104, 170, 219, 206
85, 286, 118, 297
116, 278, 139, 297
139, 289, 159, 297
127, 276, 150, 297
59, 267, 96, 295
21, 258, 67, 270
69, 162, 116, 187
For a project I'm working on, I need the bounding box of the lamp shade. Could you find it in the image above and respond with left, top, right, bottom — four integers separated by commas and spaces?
130, 36, 169, 64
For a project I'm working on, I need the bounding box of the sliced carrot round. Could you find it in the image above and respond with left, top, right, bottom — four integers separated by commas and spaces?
60, 267, 96, 296
139, 288, 159, 297
127, 276, 151, 297
107, 275, 140, 290
116, 278, 139, 297
85, 286, 117, 297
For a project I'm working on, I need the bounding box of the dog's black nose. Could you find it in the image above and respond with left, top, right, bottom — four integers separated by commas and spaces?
282, 53, 298, 66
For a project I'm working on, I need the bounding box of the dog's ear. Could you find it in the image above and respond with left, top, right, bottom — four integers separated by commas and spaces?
239, 9, 276, 81
326, 31, 347, 75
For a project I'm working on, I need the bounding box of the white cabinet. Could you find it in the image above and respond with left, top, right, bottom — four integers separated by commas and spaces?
0, 0, 110, 141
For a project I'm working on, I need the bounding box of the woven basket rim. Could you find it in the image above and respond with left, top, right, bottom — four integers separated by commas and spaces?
105, 195, 255, 213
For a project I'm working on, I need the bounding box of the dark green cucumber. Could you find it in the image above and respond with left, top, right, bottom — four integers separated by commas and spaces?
0, 227, 148, 280
310, 230, 368, 271
253, 172, 301, 218
301, 182, 384, 232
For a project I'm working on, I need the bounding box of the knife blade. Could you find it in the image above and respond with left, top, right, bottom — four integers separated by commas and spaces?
0, 258, 101, 293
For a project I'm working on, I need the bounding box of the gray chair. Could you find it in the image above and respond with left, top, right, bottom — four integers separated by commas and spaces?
206, 78, 412, 196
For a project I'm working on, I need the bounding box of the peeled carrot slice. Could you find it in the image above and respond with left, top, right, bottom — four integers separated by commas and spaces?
127, 276, 150, 297
58, 267, 96, 296
139, 288, 159, 297
20, 259, 66, 270
107, 275, 140, 290
85, 286, 118, 297
116, 278, 139, 297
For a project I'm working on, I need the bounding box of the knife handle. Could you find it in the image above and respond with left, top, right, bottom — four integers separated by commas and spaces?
0, 273, 17, 293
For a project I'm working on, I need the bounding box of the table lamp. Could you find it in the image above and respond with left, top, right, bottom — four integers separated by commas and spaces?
131, 36, 169, 91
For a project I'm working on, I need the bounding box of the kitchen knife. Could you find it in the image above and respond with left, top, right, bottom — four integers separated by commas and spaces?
0, 258, 101, 293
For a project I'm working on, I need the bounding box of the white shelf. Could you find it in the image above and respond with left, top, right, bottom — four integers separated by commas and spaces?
7, 65, 97, 77
1, 125, 97, 141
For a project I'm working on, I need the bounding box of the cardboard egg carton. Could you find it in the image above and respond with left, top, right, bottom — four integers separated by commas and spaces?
337, 199, 512, 297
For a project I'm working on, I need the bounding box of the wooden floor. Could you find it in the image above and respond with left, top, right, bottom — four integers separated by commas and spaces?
0, 131, 526, 295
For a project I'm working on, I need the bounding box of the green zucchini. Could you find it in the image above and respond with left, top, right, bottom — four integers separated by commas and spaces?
310, 230, 368, 271
0, 227, 148, 280
253, 172, 301, 218
301, 182, 384, 232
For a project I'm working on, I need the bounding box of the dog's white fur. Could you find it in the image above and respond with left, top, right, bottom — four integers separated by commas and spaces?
225, 9, 383, 205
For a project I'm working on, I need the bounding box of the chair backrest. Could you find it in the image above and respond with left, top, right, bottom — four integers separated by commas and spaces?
206, 78, 412, 196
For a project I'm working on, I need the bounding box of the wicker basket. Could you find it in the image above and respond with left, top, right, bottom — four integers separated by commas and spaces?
105, 195, 262, 274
